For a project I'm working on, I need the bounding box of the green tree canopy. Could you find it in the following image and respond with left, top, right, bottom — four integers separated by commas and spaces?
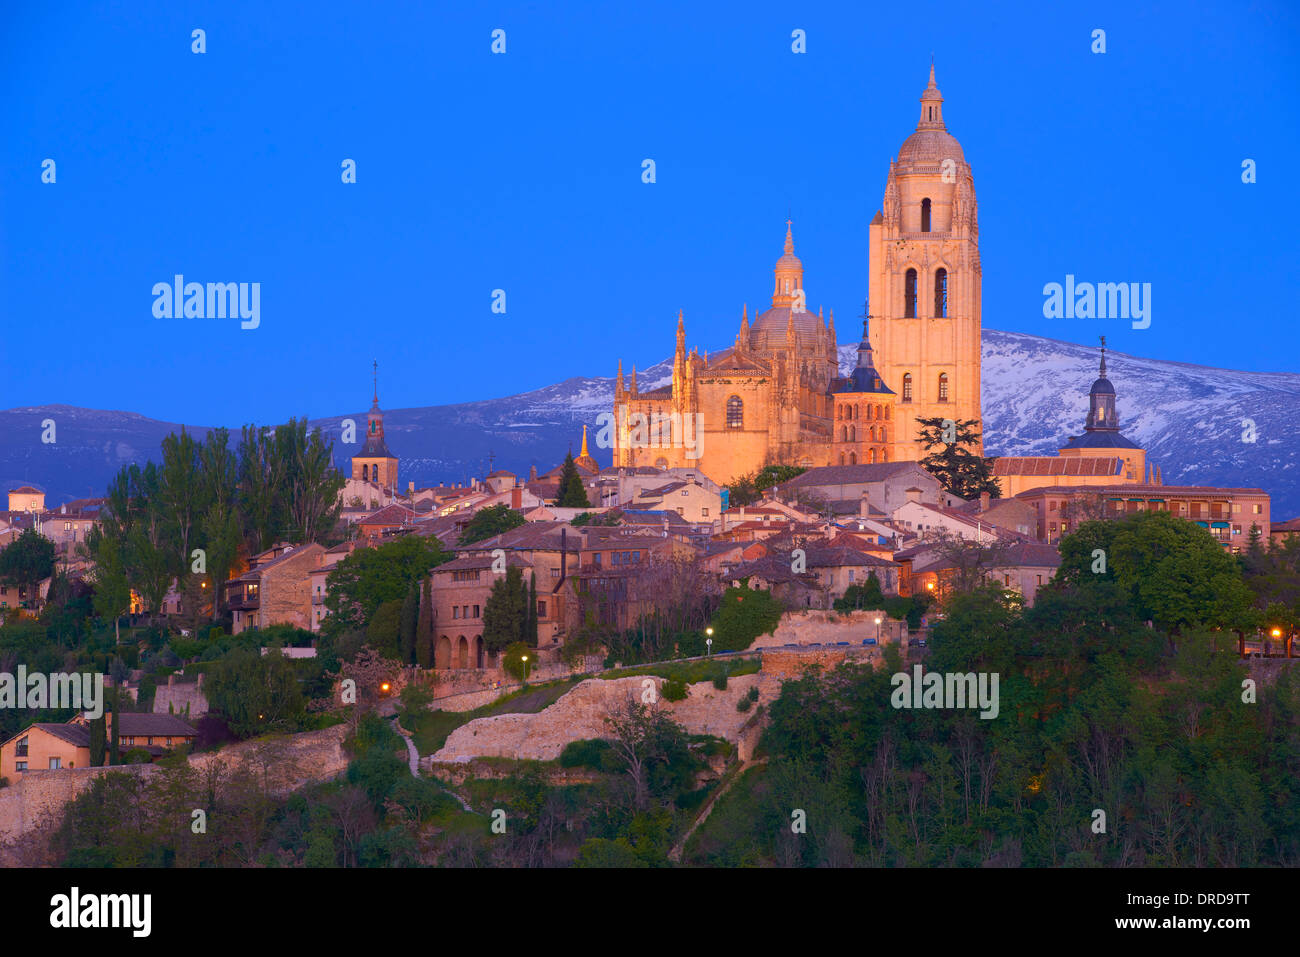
556, 451, 592, 508
915, 416, 1001, 500
458, 503, 525, 545
323, 535, 450, 637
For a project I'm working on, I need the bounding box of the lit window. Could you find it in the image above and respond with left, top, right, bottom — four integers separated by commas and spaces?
726, 395, 744, 429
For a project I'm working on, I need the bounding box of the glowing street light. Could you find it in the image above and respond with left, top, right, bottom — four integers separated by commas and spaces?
521, 654, 529, 682
875, 616, 882, 642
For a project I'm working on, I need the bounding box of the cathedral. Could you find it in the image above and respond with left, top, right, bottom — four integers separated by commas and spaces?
611, 66, 983, 486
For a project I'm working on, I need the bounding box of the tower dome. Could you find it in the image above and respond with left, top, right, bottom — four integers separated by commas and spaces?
896, 65, 966, 167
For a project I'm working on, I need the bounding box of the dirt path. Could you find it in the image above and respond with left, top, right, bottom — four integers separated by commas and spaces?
668, 757, 767, 864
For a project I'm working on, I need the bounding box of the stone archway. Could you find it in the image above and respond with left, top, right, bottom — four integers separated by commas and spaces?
436, 635, 451, 669
457, 636, 469, 669
474, 636, 485, 669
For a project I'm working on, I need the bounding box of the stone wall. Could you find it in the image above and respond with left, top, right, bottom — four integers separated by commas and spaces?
751, 609, 907, 649
0, 723, 349, 844
433, 674, 765, 762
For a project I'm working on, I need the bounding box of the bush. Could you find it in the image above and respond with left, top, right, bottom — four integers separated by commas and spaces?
123, 748, 152, 765
736, 697, 752, 712
502, 642, 532, 681
559, 738, 613, 769
746, 686, 759, 702
711, 668, 728, 691
662, 679, 688, 702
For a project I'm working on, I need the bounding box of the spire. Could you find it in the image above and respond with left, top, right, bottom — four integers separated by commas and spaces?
630, 364, 638, 394
918, 63, 945, 130
580, 424, 590, 458
1098, 335, 1108, 378
772, 220, 804, 308
371, 359, 379, 410
616, 358, 625, 391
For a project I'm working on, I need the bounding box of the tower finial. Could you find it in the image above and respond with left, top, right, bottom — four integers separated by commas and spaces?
580, 424, 590, 458
372, 359, 379, 407
784, 218, 794, 253
1099, 335, 1107, 377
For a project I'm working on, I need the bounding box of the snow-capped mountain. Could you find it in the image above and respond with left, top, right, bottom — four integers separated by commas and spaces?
3, 329, 1298, 517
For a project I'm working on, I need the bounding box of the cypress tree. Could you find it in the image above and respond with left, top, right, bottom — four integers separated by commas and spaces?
527, 573, 538, 646
108, 687, 121, 765
556, 451, 591, 508
89, 715, 106, 767
399, 581, 419, 664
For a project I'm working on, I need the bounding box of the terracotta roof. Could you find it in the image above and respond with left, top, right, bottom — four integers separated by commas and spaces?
994, 457, 1123, 477
116, 713, 197, 736
359, 503, 417, 525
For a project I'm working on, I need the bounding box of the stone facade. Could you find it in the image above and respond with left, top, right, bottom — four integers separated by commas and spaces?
869, 67, 983, 461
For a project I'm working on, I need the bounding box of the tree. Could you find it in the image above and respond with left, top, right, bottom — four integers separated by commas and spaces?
365, 599, 403, 659
89, 715, 107, 767
323, 535, 449, 637
458, 504, 525, 545
603, 700, 691, 811
556, 451, 591, 508
1058, 510, 1253, 636
527, 573, 538, 645
915, 416, 1001, 500
88, 531, 132, 644
921, 527, 1020, 597
199, 499, 242, 620
0, 528, 56, 607
205, 647, 306, 738
398, 582, 419, 664
482, 566, 528, 653
726, 464, 808, 508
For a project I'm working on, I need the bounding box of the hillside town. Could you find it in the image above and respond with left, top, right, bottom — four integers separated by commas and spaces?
2, 64, 1297, 874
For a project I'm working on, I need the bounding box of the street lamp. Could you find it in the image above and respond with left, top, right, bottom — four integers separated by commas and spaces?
875, 616, 882, 643
705, 627, 713, 657
521, 654, 529, 682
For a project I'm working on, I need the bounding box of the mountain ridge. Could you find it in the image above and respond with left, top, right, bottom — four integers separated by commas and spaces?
3, 328, 1297, 517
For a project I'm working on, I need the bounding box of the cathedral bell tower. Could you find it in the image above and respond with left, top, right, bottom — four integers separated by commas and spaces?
869, 65, 983, 463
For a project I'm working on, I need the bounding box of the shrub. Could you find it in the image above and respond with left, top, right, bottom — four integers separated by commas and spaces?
559, 738, 613, 769
736, 697, 752, 712
123, 748, 152, 765
746, 686, 759, 702
662, 679, 688, 702
711, 668, 728, 691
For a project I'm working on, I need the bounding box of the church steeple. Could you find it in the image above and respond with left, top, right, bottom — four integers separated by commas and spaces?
772, 219, 804, 308
1085, 336, 1118, 431
918, 63, 945, 130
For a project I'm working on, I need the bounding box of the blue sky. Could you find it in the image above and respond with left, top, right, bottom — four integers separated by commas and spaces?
2, 0, 1296, 426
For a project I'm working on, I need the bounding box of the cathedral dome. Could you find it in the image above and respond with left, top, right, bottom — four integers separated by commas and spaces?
1089, 376, 1116, 396
750, 306, 824, 352
897, 129, 965, 166
896, 66, 965, 168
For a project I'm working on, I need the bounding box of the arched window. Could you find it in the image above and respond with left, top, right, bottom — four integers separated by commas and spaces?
885, 406, 891, 420
839, 453, 845, 465
902, 373, 913, 403
921, 198, 931, 233
868, 448, 877, 464
883, 447, 889, 462
938, 372, 950, 402
848, 425, 855, 442
881, 426, 887, 442
726, 395, 743, 429
849, 451, 857, 465
362, 463, 369, 481
904, 269, 917, 318
655, 457, 669, 468
869, 426, 876, 442
840, 425, 848, 442
934, 268, 948, 318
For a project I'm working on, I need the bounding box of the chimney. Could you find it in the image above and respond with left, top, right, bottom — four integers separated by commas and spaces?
859, 491, 870, 518
408, 481, 415, 494
511, 486, 522, 509
980, 491, 990, 512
